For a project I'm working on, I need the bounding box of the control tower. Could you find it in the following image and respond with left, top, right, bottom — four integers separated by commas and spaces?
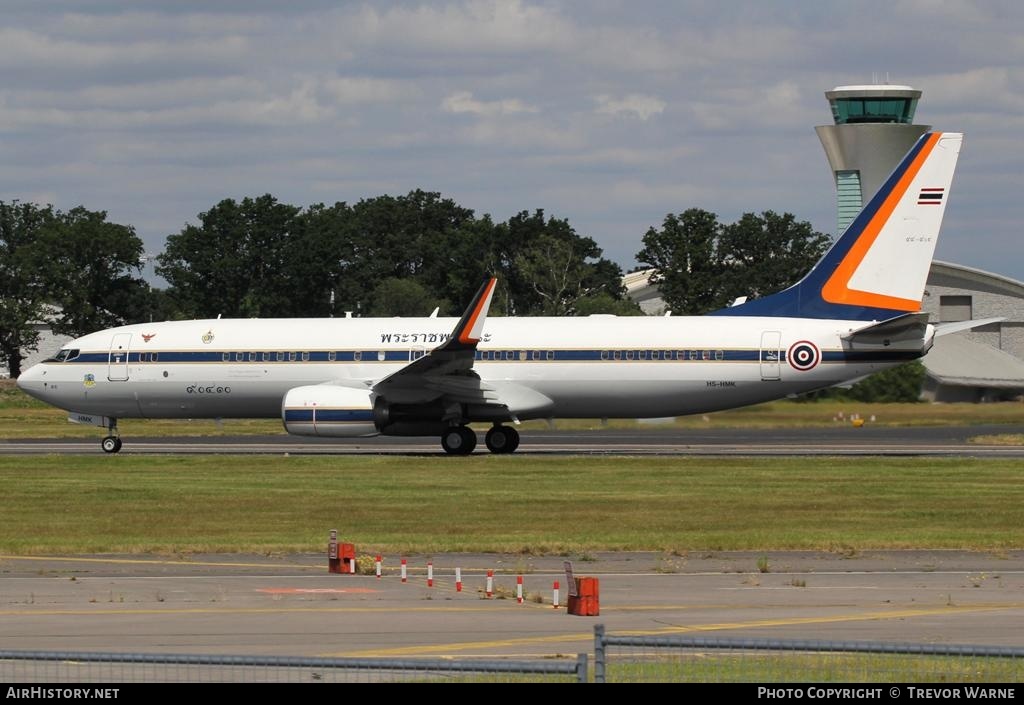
816, 84, 930, 233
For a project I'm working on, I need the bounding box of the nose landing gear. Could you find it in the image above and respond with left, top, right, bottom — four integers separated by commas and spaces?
101, 436, 123, 453
101, 419, 122, 453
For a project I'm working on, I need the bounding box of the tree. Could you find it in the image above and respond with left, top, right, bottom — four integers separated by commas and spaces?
40, 207, 150, 337
844, 361, 926, 403
635, 209, 727, 315
717, 211, 832, 302
0, 202, 149, 378
156, 191, 631, 321
366, 277, 448, 317
0, 202, 55, 378
340, 190, 478, 315
157, 195, 302, 318
636, 209, 831, 315
490, 210, 629, 315
573, 291, 644, 316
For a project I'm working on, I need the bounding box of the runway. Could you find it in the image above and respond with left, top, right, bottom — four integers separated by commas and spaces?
3, 424, 1024, 456
1, 551, 1022, 660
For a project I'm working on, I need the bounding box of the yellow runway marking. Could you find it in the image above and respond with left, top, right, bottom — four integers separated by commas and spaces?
336, 603, 1022, 657
0, 555, 318, 570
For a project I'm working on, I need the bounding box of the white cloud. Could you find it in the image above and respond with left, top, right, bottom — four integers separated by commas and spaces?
1, 1, 1023, 278
350, 0, 569, 54
441, 91, 538, 116
594, 94, 666, 121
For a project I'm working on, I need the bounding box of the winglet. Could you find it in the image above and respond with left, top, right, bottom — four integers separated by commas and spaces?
447, 277, 497, 350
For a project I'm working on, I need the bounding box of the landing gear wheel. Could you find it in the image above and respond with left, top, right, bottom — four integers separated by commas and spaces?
485, 425, 520, 454
441, 426, 477, 455
101, 436, 122, 454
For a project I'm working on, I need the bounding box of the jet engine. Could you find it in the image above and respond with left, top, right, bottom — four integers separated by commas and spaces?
282, 385, 379, 437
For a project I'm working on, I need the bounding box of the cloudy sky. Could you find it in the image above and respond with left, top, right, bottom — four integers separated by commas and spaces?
2, 0, 1023, 283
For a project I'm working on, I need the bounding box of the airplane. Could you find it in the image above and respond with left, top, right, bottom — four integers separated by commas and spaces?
18, 131, 976, 455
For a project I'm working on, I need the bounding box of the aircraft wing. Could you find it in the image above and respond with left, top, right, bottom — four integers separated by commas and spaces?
372, 277, 497, 399
371, 278, 553, 417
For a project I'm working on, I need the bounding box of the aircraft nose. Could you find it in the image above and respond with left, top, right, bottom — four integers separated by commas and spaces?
16, 364, 45, 398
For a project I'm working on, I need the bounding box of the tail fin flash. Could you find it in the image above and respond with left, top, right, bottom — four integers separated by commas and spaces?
716, 132, 963, 321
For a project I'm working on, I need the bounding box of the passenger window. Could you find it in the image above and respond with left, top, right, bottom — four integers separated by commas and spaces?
626, 350, 634, 360
301, 352, 310, 362
613, 351, 621, 360
222, 352, 229, 362
601, 350, 609, 360
532, 350, 540, 361
377, 351, 385, 361
354, 351, 362, 362
328, 352, 336, 362
546, 350, 554, 360
702, 350, 710, 360
289, 352, 297, 362
715, 350, 724, 361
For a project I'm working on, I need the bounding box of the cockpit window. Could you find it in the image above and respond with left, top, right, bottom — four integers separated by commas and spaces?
44, 348, 79, 363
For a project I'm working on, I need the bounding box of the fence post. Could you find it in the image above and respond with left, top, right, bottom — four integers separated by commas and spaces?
576, 652, 589, 683
594, 623, 606, 683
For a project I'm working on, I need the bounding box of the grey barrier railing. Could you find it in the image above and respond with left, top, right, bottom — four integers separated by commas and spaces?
0, 649, 588, 684
592, 624, 1024, 683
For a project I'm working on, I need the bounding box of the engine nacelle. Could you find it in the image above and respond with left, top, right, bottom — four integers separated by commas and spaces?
282, 385, 379, 438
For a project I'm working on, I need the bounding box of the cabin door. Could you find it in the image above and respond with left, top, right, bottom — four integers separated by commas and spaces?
107, 333, 132, 381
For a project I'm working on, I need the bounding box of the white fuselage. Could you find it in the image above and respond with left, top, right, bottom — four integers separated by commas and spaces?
16, 314, 927, 423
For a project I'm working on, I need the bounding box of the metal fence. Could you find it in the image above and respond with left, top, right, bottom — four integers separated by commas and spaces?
0, 650, 587, 684
6, 633, 1023, 684
592, 625, 1024, 683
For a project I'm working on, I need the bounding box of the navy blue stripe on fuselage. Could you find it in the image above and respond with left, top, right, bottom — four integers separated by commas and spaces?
57, 348, 920, 366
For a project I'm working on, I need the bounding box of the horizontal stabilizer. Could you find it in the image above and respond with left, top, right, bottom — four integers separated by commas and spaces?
934, 317, 1004, 337
842, 312, 930, 345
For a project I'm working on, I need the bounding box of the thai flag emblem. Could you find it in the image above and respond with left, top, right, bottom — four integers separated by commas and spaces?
918, 188, 944, 205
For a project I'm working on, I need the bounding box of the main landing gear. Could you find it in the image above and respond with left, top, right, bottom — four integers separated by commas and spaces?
485, 424, 519, 454
101, 419, 122, 454
440, 424, 520, 455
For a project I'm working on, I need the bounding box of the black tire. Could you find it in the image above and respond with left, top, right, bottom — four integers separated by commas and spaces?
485, 425, 520, 454
441, 427, 476, 455
101, 436, 121, 454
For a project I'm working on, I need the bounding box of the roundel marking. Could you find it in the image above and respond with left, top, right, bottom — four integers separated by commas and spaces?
787, 340, 820, 372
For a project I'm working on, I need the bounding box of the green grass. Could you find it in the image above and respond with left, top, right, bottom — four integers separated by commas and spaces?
605, 653, 1023, 683
1, 455, 1022, 554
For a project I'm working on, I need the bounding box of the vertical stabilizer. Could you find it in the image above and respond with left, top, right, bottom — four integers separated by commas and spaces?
715, 132, 963, 321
